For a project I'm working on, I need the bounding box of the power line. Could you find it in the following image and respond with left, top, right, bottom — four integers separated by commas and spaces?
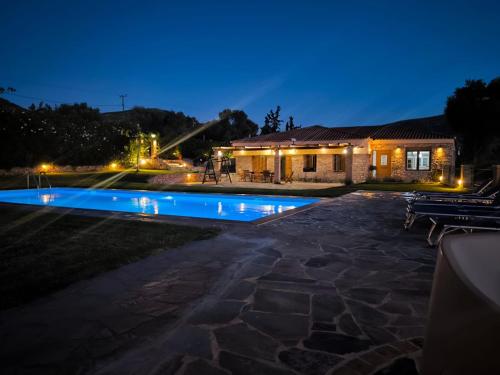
4, 92, 121, 108
0, 79, 117, 96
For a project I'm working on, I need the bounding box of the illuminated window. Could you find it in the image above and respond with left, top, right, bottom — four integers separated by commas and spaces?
406, 150, 430, 171
419, 151, 430, 170
303, 155, 317, 172
333, 154, 345, 172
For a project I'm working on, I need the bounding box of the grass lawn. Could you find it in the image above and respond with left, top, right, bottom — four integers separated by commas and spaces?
0, 205, 218, 309
0, 171, 465, 197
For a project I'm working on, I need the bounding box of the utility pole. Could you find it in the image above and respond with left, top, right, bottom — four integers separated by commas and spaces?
119, 94, 127, 111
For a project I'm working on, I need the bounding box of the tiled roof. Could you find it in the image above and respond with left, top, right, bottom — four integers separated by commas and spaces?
370, 115, 453, 139
232, 115, 454, 146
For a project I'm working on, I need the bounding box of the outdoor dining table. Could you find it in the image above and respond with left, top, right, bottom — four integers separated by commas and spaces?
246, 171, 274, 182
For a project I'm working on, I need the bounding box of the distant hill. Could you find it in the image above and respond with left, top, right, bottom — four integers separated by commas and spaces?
101, 107, 173, 122
0, 98, 24, 112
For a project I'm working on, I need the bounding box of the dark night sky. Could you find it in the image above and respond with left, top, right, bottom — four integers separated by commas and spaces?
1, 0, 499, 126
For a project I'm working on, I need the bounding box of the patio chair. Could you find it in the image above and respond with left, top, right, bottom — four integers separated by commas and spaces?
406, 191, 500, 209
404, 202, 500, 230
241, 170, 252, 182
408, 179, 494, 202
426, 216, 500, 246
262, 170, 272, 183
284, 172, 294, 184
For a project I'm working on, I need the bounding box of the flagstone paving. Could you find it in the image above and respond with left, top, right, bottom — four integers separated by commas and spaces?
0, 191, 434, 375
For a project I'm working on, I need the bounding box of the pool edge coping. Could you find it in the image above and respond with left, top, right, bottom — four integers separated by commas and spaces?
0, 196, 330, 227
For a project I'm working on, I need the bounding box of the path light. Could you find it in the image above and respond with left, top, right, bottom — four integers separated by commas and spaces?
110, 162, 118, 169
457, 179, 463, 187
140, 159, 147, 166
439, 175, 444, 182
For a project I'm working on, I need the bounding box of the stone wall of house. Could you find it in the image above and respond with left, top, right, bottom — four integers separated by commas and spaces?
291, 154, 347, 182
370, 141, 455, 182
234, 156, 253, 175
352, 154, 371, 183
266, 156, 275, 171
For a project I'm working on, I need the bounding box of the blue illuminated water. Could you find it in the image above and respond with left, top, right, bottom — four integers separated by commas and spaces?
0, 188, 319, 222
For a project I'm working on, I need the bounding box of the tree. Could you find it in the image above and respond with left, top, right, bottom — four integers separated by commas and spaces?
260, 105, 282, 134
0, 87, 16, 95
445, 78, 500, 165
285, 116, 300, 131
0, 96, 258, 168
182, 109, 259, 162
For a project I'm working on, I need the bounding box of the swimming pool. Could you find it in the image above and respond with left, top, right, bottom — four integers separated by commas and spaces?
0, 188, 320, 222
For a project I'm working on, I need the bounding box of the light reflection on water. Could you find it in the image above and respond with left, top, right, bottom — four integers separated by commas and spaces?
40, 193, 54, 205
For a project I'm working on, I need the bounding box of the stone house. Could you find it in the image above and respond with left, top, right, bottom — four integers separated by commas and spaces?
214, 115, 456, 184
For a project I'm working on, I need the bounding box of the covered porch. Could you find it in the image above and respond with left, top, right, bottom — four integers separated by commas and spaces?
215, 143, 369, 184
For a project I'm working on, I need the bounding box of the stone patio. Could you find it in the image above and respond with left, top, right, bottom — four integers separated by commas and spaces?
0, 191, 436, 375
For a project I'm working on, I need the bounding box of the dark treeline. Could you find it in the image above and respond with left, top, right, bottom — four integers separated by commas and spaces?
0, 99, 258, 168
445, 77, 500, 166
1, 76, 499, 169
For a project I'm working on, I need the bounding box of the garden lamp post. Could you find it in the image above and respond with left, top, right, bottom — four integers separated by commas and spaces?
136, 124, 141, 172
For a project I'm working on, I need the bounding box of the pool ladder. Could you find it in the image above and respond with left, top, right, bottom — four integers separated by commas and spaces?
27, 171, 52, 190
